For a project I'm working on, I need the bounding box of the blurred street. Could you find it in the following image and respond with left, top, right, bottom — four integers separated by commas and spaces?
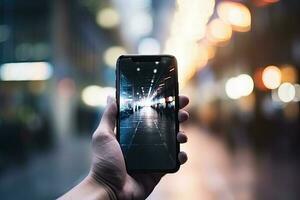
0, 136, 91, 199
1, 125, 299, 199
150, 125, 300, 200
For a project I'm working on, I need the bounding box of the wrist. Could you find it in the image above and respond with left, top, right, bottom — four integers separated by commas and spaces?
58, 175, 114, 200
88, 172, 138, 200
87, 173, 118, 200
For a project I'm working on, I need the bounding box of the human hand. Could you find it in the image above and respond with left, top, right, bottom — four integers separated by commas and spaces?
89, 96, 189, 200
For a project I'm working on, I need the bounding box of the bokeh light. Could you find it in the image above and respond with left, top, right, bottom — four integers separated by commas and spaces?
278, 82, 296, 103
225, 74, 254, 99
207, 18, 232, 45
237, 74, 254, 96
57, 78, 76, 97
164, 0, 215, 87
280, 64, 298, 84
262, 65, 281, 89
96, 8, 120, 29
217, 1, 251, 32
82, 85, 115, 107
103, 46, 127, 68
200, 43, 216, 60
128, 12, 153, 38
226, 77, 241, 99
138, 37, 160, 54
0, 62, 53, 81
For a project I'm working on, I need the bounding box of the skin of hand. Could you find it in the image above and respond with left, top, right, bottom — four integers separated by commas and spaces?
90, 96, 189, 200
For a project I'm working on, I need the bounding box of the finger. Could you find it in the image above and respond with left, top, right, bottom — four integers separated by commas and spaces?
178, 151, 188, 164
177, 132, 188, 143
178, 109, 189, 122
97, 96, 117, 133
179, 95, 189, 109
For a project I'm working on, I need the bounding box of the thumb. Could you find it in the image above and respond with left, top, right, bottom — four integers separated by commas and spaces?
98, 96, 117, 133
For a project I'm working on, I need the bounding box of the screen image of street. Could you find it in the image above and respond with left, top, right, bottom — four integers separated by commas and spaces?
119, 57, 177, 170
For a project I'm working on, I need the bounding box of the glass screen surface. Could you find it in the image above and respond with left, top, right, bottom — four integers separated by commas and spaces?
118, 56, 177, 170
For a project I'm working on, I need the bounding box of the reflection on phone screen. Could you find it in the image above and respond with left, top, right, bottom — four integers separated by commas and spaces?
119, 57, 177, 170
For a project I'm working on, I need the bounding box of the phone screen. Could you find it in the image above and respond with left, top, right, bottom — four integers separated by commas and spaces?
117, 55, 179, 171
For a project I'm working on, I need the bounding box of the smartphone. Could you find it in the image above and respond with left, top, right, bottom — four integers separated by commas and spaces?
116, 55, 179, 173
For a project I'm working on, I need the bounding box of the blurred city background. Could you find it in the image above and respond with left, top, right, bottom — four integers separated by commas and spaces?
0, 0, 299, 199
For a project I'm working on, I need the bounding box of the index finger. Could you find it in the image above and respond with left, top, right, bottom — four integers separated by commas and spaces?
179, 95, 189, 109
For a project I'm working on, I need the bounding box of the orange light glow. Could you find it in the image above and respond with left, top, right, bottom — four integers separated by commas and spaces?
254, 67, 267, 91
217, 2, 251, 32
262, 65, 281, 89
207, 18, 232, 45
280, 64, 298, 84
264, 0, 280, 2
199, 42, 216, 60
164, 0, 215, 88
252, 0, 280, 7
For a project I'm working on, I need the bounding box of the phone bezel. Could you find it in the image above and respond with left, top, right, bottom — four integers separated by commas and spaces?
116, 55, 180, 173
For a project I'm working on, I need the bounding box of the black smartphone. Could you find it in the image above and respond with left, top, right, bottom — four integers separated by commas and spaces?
116, 55, 180, 173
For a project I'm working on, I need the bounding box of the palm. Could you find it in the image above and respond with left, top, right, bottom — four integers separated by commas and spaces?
92, 130, 162, 199
91, 96, 189, 199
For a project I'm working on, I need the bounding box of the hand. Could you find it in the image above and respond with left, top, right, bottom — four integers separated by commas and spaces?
89, 96, 189, 200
